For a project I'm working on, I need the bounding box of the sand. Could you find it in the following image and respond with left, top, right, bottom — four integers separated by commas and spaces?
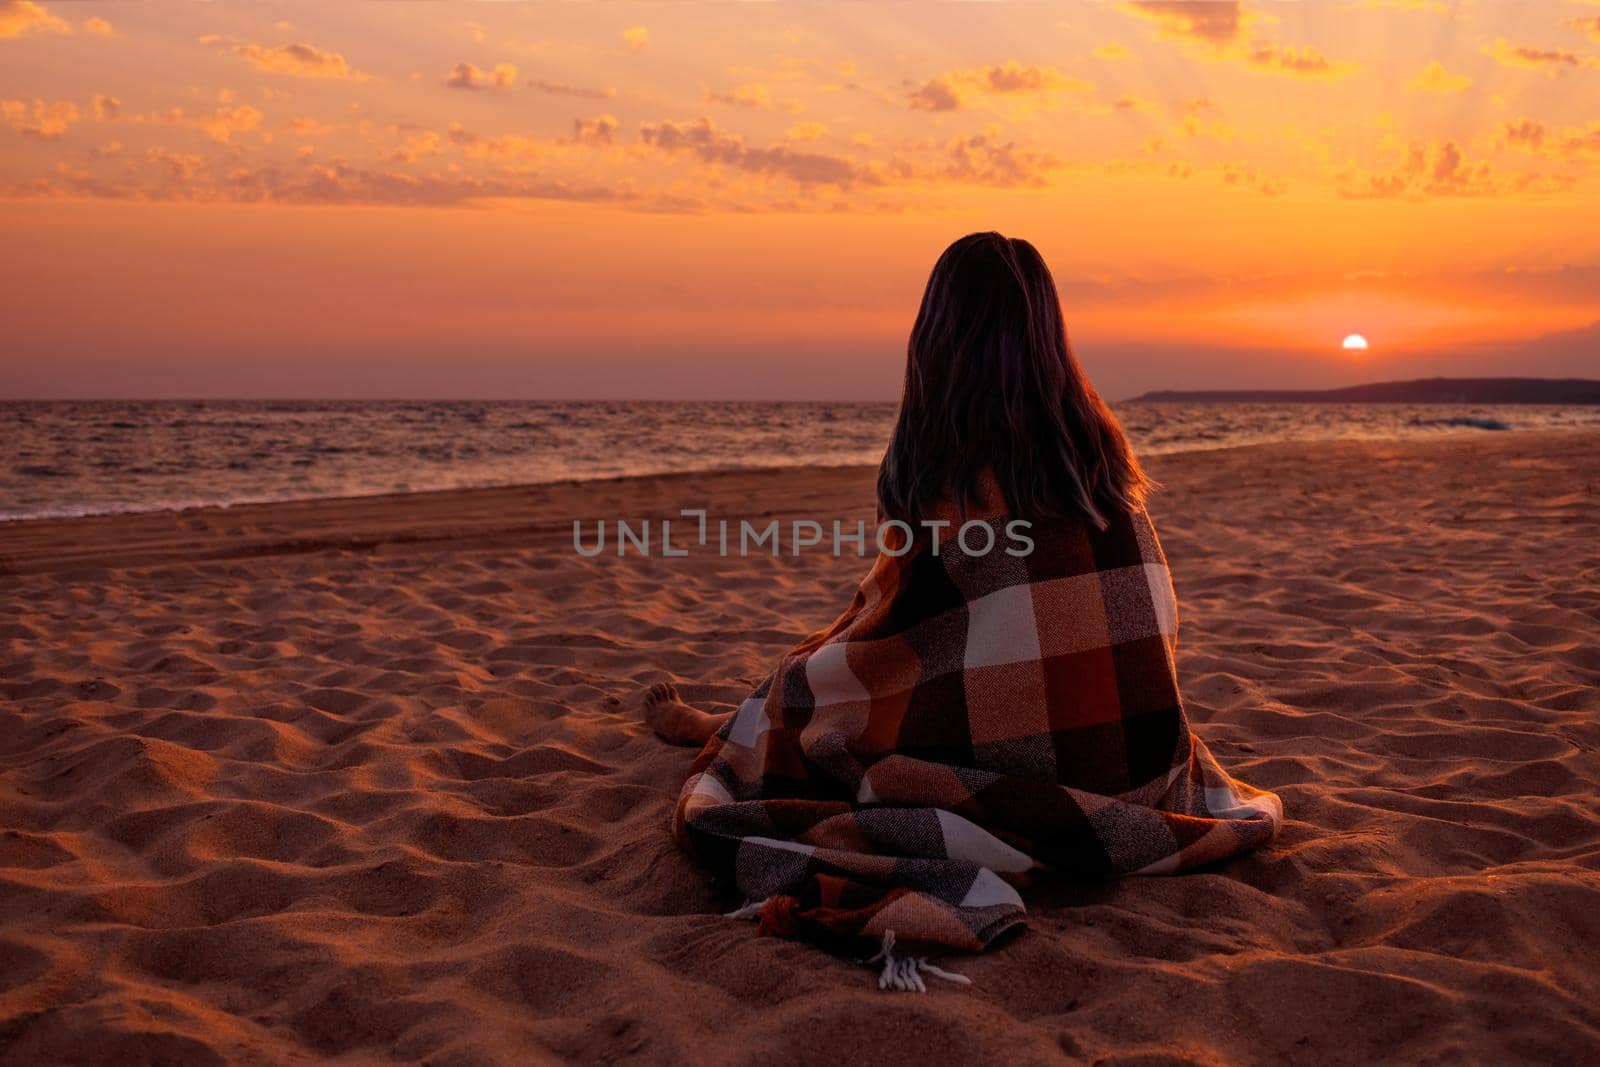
3, 430, 1599, 1065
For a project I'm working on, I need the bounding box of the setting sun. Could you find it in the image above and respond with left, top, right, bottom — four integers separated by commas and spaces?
1342, 334, 1370, 352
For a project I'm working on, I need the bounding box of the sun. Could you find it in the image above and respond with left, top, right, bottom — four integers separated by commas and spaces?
1342, 333, 1369, 352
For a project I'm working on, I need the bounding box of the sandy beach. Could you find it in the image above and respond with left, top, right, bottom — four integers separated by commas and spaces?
3, 429, 1599, 1065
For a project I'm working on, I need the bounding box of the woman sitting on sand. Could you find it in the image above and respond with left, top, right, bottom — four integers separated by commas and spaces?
643, 231, 1282, 985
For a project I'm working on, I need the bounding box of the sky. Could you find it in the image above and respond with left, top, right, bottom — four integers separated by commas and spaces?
2, 0, 1598, 400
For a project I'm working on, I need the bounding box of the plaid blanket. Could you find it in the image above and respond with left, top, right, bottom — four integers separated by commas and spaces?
672, 500, 1282, 957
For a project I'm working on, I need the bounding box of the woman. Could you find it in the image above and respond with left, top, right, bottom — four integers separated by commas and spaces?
643, 232, 1282, 986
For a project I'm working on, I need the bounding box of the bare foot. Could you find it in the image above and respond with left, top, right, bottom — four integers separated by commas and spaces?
643, 682, 730, 746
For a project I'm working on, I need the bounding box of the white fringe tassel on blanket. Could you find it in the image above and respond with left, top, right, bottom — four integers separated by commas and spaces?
724, 901, 971, 992
864, 931, 973, 993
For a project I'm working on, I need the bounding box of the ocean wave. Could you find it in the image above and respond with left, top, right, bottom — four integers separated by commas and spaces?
2, 399, 1596, 523
1408, 416, 1512, 431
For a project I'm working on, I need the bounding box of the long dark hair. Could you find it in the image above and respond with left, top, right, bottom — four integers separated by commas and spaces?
876, 231, 1150, 529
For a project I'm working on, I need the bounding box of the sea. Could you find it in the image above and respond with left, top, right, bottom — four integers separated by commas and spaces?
4, 400, 1599, 522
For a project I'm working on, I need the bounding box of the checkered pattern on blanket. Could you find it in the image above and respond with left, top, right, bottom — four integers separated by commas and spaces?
673, 503, 1283, 953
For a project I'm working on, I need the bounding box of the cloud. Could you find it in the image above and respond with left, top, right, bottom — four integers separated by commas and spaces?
925, 132, 1058, 187
444, 61, 517, 90
908, 62, 1091, 111
1482, 38, 1593, 73
1338, 140, 1569, 199
1244, 44, 1355, 78
705, 82, 773, 109
1092, 42, 1132, 60
1408, 59, 1472, 93
442, 122, 548, 161
1, 96, 77, 138
91, 93, 119, 119
284, 115, 335, 135
20, 151, 660, 209
382, 129, 444, 164
622, 26, 648, 53
1220, 163, 1288, 196
785, 121, 828, 143
528, 79, 616, 100
0, 1, 69, 39
1119, 1, 1357, 79
1501, 118, 1547, 151
202, 37, 372, 81
572, 114, 619, 145
82, 15, 111, 36
284, 166, 638, 209
197, 104, 263, 145
908, 78, 961, 112
1501, 117, 1600, 158
1567, 17, 1600, 46
144, 147, 204, 184
1119, 1, 1245, 45
639, 116, 872, 187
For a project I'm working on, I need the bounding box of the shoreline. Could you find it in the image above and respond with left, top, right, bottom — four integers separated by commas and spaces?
4, 422, 1596, 534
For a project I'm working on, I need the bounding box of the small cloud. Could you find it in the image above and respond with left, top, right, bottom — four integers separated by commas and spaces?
1408, 59, 1471, 93
1501, 117, 1600, 158
143, 146, 204, 184
284, 115, 334, 135
1092, 42, 1132, 60
444, 61, 517, 91
1482, 37, 1591, 73
919, 131, 1060, 189
1119, 1, 1356, 79
908, 77, 962, 112
0, 1, 70, 39
1501, 118, 1546, 150
639, 116, 871, 187
203, 37, 373, 81
1245, 44, 1356, 78
1220, 163, 1287, 197
527, 79, 616, 99
197, 103, 262, 144
0, 96, 77, 138
383, 129, 443, 164
82, 15, 111, 36
1566, 17, 1600, 46
785, 121, 828, 142
1338, 139, 1568, 199
572, 114, 618, 145
1118, 1, 1246, 46
89, 139, 122, 158
705, 82, 773, 109
908, 62, 1091, 111
91, 93, 119, 119
465, 21, 485, 45
622, 26, 648, 53
442, 122, 549, 162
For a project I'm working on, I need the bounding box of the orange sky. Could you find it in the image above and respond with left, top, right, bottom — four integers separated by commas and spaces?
2, 0, 1598, 399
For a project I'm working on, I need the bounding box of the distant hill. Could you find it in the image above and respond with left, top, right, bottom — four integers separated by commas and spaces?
1129, 377, 1600, 405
